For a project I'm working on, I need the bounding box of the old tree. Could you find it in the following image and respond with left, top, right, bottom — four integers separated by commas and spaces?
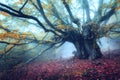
0, 0, 120, 64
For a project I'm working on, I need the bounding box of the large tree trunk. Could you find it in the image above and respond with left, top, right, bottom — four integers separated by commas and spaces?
73, 39, 102, 60
84, 39, 102, 60
71, 24, 102, 60
73, 41, 88, 59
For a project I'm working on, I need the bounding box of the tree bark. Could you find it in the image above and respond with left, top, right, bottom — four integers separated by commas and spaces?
73, 41, 88, 59
84, 39, 102, 60
73, 38, 102, 60
71, 25, 102, 60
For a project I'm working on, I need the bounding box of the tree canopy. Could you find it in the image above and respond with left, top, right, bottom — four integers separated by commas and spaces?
0, 0, 120, 68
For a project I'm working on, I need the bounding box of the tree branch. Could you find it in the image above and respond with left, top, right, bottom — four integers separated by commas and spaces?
36, 0, 65, 34
0, 2, 19, 13
98, 2, 117, 23
0, 2, 60, 36
82, 0, 91, 22
98, 21, 120, 38
19, 0, 28, 12
62, 0, 74, 21
98, 0, 103, 18
0, 39, 38, 45
93, 0, 103, 22
50, 1, 66, 25
0, 25, 11, 32
62, 0, 80, 25
22, 42, 57, 66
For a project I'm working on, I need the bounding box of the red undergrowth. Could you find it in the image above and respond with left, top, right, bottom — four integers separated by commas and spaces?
1, 51, 120, 80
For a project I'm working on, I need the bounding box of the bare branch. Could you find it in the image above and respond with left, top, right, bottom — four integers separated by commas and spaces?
4, 40, 20, 55
98, 0, 103, 18
0, 25, 11, 32
55, 41, 65, 48
49, 1, 66, 25
0, 39, 38, 45
93, 0, 103, 22
29, 0, 40, 11
82, 0, 91, 22
0, 2, 19, 13
62, 0, 80, 25
36, 0, 65, 34
62, 0, 74, 21
98, 2, 117, 23
22, 42, 57, 66
19, 0, 28, 12
110, 30, 120, 33
99, 21, 120, 38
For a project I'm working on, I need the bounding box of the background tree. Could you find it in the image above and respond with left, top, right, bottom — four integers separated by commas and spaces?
0, 0, 120, 66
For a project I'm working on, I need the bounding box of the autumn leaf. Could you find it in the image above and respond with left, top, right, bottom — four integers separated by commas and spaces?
0, 11, 9, 16
42, 3, 53, 10
115, 6, 120, 11
5, 44, 14, 52
66, 0, 72, 4
0, 50, 4, 54
0, 33, 20, 39
14, 0, 23, 5
116, 0, 120, 3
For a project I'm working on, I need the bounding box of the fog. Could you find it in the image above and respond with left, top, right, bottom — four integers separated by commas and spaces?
56, 37, 120, 59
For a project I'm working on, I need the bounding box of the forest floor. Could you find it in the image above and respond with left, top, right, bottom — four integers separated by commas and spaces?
0, 49, 120, 80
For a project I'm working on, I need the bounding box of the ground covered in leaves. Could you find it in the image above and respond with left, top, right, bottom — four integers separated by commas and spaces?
0, 50, 120, 80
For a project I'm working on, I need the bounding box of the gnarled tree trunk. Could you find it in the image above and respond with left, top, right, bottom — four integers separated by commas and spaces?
73, 39, 102, 60
70, 24, 102, 60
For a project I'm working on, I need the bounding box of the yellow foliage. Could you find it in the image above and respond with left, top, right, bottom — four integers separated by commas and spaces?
23, 7, 35, 15
115, 6, 120, 11
57, 20, 74, 30
21, 34, 27, 39
0, 31, 30, 40
0, 22, 2, 25
66, 0, 72, 4
5, 33, 20, 38
0, 50, 4, 54
22, 32, 32, 38
5, 44, 14, 52
14, 0, 23, 4
116, 0, 120, 3
58, 24, 66, 29
21, 32, 29, 38
42, 3, 53, 10
0, 11, 9, 16
46, 11, 53, 16
0, 32, 20, 39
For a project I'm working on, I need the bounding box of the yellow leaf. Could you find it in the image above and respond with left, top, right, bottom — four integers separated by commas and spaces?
5, 44, 14, 52
0, 33, 21, 39
66, 0, 72, 4
0, 50, 4, 54
115, 6, 120, 11
42, 3, 53, 10
58, 25, 65, 29
117, 0, 120, 3
14, 0, 23, 4
0, 11, 9, 16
